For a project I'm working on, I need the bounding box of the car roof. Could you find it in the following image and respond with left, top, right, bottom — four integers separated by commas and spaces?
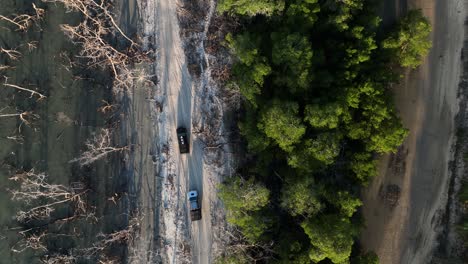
188, 190, 198, 198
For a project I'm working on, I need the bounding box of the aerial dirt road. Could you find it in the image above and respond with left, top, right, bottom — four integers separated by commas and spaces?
155, 0, 213, 262
361, 0, 466, 263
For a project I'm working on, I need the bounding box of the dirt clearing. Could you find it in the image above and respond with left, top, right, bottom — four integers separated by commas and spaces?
361, 0, 467, 263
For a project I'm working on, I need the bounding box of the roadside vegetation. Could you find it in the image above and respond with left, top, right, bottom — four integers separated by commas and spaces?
457, 180, 468, 258
216, 0, 431, 263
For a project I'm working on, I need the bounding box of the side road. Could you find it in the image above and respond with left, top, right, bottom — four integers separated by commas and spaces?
361, 0, 466, 263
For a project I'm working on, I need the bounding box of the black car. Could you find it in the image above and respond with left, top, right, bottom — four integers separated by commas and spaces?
176, 127, 189, 154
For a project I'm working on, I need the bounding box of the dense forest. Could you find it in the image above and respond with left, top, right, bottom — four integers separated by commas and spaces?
215, 0, 431, 263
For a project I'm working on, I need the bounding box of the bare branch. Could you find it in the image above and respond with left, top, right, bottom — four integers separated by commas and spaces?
2, 77, 46, 100
0, 5, 43, 31
70, 128, 128, 166
43, 0, 152, 92
11, 231, 47, 253
41, 254, 76, 264
0, 48, 22, 60
8, 169, 88, 222
0, 65, 13, 71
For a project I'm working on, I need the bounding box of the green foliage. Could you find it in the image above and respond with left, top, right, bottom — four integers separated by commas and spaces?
219, 3, 429, 264
288, 132, 341, 169
275, 242, 311, 264
219, 177, 269, 212
353, 252, 379, 264
366, 120, 407, 153
327, 0, 364, 31
215, 251, 250, 264
239, 108, 272, 153
310, 132, 342, 165
271, 32, 313, 92
459, 182, 468, 203
301, 215, 358, 263
226, 33, 271, 106
281, 176, 323, 217
350, 153, 377, 185
287, 142, 320, 173
324, 190, 362, 217
217, 0, 285, 16
273, 229, 312, 264
219, 177, 271, 243
345, 82, 407, 153
345, 26, 378, 67
304, 103, 345, 129
457, 220, 468, 238
258, 100, 306, 152
382, 9, 432, 68
232, 212, 272, 243
286, 0, 320, 28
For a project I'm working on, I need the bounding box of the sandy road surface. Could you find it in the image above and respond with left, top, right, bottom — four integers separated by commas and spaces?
361, 0, 467, 263
155, 0, 213, 262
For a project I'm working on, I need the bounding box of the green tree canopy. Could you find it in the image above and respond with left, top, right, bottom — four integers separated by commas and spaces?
324, 190, 362, 217
219, 177, 269, 212
309, 132, 342, 165
219, 177, 272, 243
258, 100, 306, 152
382, 9, 432, 68
217, 0, 285, 16
275, 239, 311, 264
350, 152, 377, 185
353, 252, 379, 264
345, 26, 378, 67
271, 32, 313, 92
281, 176, 323, 217
326, 0, 364, 31
301, 215, 358, 263
239, 107, 272, 153
304, 102, 346, 129
215, 251, 250, 264
286, 0, 320, 28
226, 33, 271, 106
287, 132, 342, 171
345, 82, 407, 153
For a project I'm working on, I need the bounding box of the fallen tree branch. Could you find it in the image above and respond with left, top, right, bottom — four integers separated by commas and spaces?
2, 77, 46, 100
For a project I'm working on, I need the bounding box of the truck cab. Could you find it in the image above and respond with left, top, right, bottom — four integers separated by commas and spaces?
188, 190, 201, 221
176, 127, 189, 154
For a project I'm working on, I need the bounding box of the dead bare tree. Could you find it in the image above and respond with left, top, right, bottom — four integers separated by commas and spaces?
0, 47, 22, 60
79, 214, 141, 258
70, 128, 128, 166
41, 254, 76, 264
216, 227, 275, 263
8, 169, 87, 222
25, 41, 39, 52
98, 100, 119, 114
0, 4, 44, 31
0, 65, 13, 71
43, 0, 152, 92
11, 231, 47, 253
0, 106, 39, 127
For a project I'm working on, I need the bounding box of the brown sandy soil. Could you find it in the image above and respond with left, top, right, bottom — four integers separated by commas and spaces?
361, 0, 467, 263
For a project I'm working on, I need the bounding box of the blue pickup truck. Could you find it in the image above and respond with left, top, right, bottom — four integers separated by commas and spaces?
188, 190, 201, 221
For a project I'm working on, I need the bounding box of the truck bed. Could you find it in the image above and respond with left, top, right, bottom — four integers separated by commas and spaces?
190, 209, 202, 221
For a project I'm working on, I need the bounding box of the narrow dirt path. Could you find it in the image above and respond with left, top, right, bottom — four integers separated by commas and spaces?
155, 0, 213, 262
361, 0, 467, 263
